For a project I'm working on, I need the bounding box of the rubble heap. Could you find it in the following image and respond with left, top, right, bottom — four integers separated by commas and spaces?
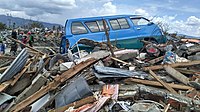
0, 36, 200, 112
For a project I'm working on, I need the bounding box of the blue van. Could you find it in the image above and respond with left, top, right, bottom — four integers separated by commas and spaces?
60, 15, 166, 53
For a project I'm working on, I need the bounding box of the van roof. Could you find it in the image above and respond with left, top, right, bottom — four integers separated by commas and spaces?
67, 15, 142, 22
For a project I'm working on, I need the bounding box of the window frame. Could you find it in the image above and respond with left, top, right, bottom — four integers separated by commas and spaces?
109, 18, 130, 30
84, 20, 110, 33
71, 22, 88, 35
130, 17, 150, 26
85, 21, 100, 33
117, 18, 130, 29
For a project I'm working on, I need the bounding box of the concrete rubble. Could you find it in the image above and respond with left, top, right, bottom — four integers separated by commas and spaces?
0, 34, 200, 112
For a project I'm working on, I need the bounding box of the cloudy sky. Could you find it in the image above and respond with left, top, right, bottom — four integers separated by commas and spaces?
0, 0, 200, 37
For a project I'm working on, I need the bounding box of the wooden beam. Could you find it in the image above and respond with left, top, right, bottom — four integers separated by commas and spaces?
149, 69, 178, 94
103, 19, 117, 66
143, 60, 200, 71
8, 37, 44, 55
0, 80, 12, 92
175, 68, 200, 75
111, 57, 131, 66
163, 103, 170, 112
148, 56, 164, 65
164, 65, 189, 85
0, 55, 15, 59
10, 58, 97, 112
0, 66, 9, 72
124, 78, 193, 90
51, 96, 96, 112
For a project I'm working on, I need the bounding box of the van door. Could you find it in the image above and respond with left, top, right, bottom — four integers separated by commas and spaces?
68, 20, 109, 51
108, 18, 137, 49
130, 17, 161, 38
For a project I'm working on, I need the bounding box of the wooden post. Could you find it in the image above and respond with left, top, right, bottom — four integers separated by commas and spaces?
102, 19, 117, 66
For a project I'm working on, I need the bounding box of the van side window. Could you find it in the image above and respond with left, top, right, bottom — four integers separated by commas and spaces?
117, 18, 130, 29
85, 21, 99, 32
131, 18, 150, 25
110, 19, 120, 30
110, 18, 130, 30
97, 20, 109, 31
72, 22, 88, 34
85, 20, 110, 32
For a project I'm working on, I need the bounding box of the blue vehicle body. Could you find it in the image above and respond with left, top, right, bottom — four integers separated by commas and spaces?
60, 15, 166, 53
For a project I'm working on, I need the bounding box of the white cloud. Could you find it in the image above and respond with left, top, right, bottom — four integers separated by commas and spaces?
186, 16, 200, 26
134, 8, 149, 17
153, 15, 200, 37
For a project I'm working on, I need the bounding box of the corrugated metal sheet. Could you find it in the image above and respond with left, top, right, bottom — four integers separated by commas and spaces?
0, 49, 28, 83
55, 77, 93, 108
0, 93, 14, 105
94, 66, 148, 79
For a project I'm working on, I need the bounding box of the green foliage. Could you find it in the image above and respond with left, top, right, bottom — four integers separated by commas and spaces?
0, 22, 6, 30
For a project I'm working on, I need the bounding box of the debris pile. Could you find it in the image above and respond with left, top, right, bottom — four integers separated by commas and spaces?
0, 36, 200, 112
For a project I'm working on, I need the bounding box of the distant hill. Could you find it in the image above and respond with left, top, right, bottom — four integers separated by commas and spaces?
0, 15, 62, 28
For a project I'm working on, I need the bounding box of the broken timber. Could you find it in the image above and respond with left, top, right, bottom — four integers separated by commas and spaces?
111, 57, 131, 66
10, 58, 97, 112
8, 37, 44, 55
148, 56, 164, 65
164, 65, 189, 85
143, 60, 200, 71
149, 69, 178, 94
124, 78, 193, 90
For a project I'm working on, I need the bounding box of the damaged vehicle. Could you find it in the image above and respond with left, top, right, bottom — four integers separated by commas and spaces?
60, 15, 167, 53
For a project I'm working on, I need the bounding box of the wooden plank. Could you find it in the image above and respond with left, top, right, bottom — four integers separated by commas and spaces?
148, 56, 164, 64
0, 80, 12, 92
164, 65, 189, 85
163, 103, 170, 112
8, 37, 44, 55
175, 68, 199, 75
10, 58, 97, 112
111, 57, 131, 66
143, 60, 200, 71
0, 55, 15, 59
124, 78, 193, 90
149, 69, 178, 94
0, 66, 9, 72
51, 96, 96, 112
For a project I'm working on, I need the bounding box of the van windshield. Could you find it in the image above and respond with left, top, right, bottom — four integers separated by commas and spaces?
131, 17, 150, 25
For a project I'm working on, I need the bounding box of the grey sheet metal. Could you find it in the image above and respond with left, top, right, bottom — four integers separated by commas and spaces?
0, 93, 14, 105
0, 49, 28, 83
55, 77, 93, 108
94, 66, 148, 79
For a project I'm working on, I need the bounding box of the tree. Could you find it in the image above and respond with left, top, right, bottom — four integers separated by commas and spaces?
29, 22, 44, 28
0, 22, 6, 30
